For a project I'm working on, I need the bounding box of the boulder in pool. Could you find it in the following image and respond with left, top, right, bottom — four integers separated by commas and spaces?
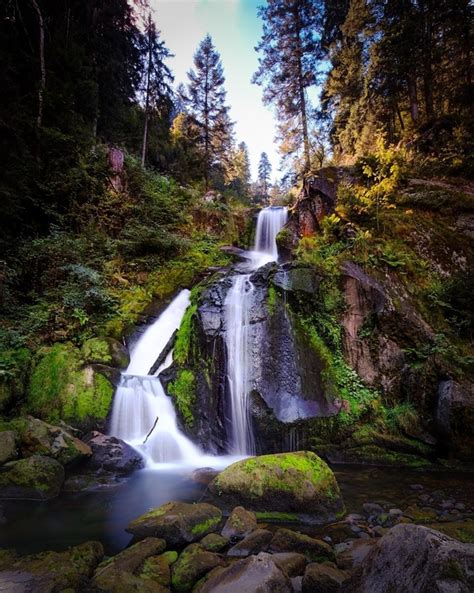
127, 501, 222, 546
0, 455, 64, 499
209, 451, 344, 519
83, 431, 144, 474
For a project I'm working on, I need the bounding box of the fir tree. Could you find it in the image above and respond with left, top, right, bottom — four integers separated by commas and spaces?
258, 152, 272, 198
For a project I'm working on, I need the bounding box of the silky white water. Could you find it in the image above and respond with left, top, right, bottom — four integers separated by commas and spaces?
225, 206, 288, 454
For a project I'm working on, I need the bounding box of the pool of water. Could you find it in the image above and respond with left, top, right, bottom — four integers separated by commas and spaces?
1, 464, 473, 556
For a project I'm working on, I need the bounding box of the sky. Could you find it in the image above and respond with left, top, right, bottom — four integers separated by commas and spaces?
150, 0, 279, 181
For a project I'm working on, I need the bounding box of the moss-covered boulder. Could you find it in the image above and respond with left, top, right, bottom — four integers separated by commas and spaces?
92, 537, 166, 592
0, 541, 103, 592
82, 337, 130, 369
200, 533, 229, 553
227, 529, 273, 558
127, 501, 222, 547
0, 430, 18, 465
210, 452, 345, 519
0, 455, 64, 499
3, 416, 91, 465
171, 543, 225, 592
221, 506, 257, 540
27, 343, 114, 430
269, 529, 334, 562
140, 550, 178, 588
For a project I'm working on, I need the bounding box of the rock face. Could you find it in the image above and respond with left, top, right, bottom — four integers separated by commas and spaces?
197, 552, 292, 593
127, 501, 222, 546
0, 540, 103, 592
0, 455, 64, 499
351, 524, 474, 593
83, 431, 144, 474
210, 452, 344, 519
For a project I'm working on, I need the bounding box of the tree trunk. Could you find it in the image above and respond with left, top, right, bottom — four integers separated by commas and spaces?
141, 15, 153, 168
204, 65, 210, 191
407, 76, 419, 123
422, 0, 434, 119
30, 0, 46, 132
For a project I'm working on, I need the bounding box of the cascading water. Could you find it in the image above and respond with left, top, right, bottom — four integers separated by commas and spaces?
225, 206, 288, 454
110, 290, 203, 467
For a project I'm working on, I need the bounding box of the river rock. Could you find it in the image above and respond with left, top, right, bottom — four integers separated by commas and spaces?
171, 543, 225, 592
209, 451, 344, 519
302, 562, 349, 593
269, 528, 334, 561
271, 553, 307, 577
0, 540, 103, 592
196, 552, 292, 593
140, 550, 178, 587
200, 533, 229, 552
0, 455, 64, 499
351, 523, 474, 593
221, 506, 257, 540
0, 430, 18, 465
92, 537, 166, 592
127, 501, 222, 546
83, 431, 144, 474
227, 528, 273, 557
334, 538, 377, 570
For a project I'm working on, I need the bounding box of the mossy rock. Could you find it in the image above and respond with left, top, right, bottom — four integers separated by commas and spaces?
200, 533, 229, 552
0, 455, 64, 499
221, 506, 257, 540
26, 343, 114, 430
171, 543, 225, 592
269, 528, 334, 562
0, 541, 103, 592
210, 451, 345, 520
82, 337, 130, 369
139, 550, 178, 587
126, 501, 223, 547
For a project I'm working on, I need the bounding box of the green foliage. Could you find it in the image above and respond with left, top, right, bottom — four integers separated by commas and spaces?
267, 286, 278, 316
168, 370, 196, 428
174, 304, 197, 365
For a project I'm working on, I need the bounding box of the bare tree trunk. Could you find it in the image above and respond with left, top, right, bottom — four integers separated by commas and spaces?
141, 14, 153, 168
30, 0, 46, 131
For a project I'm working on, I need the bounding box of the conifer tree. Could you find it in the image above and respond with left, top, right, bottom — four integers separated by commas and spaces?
258, 152, 272, 198
253, 0, 323, 174
185, 34, 233, 189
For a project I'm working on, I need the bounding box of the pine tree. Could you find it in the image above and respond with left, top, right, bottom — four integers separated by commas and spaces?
185, 34, 233, 189
253, 0, 323, 174
228, 141, 251, 197
258, 152, 272, 198
139, 12, 173, 167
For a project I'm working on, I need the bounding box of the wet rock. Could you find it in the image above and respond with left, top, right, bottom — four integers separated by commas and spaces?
92, 537, 166, 591
140, 550, 178, 587
334, 539, 377, 570
171, 543, 225, 592
196, 552, 292, 593
83, 431, 144, 474
190, 467, 219, 486
350, 524, 474, 593
62, 473, 125, 493
227, 528, 273, 557
0, 540, 103, 592
0, 430, 18, 465
436, 379, 474, 459
272, 265, 321, 295
200, 534, 229, 552
0, 455, 64, 499
221, 507, 257, 540
210, 452, 345, 519
82, 337, 130, 369
269, 529, 334, 562
362, 503, 383, 518
127, 501, 222, 546
271, 552, 307, 577
302, 561, 349, 593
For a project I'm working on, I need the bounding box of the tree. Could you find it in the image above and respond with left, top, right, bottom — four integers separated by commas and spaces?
139, 12, 173, 167
253, 0, 323, 174
226, 141, 251, 197
258, 152, 272, 198
184, 35, 233, 189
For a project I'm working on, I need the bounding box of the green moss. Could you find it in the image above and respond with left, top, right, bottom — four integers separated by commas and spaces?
190, 516, 221, 536
267, 286, 278, 316
174, 304, 197, 365
255, 512, 299, 522
168, 370, 196, 428
81, 338, 112, 364
26, 343, 113, 426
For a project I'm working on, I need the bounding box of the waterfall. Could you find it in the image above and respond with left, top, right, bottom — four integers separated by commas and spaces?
109, 290, 203, 467
225, 206, 288, 455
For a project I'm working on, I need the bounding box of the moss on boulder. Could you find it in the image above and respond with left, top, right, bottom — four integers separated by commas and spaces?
82, 337, 130, 369
126, 501, 222, 547
171, 543, 225, 592
210, 451, 345, 520
0, 455, 64, 499
26, 343, 114, 429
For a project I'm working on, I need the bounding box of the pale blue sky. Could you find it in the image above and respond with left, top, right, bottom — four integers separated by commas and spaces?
150, 0, 279, 181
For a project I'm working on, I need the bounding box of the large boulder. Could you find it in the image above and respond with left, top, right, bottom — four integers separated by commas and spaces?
209, 451, 344, 520
196, 552, 292, 593
6, 416, 91, 465
0, 540, 103, 592
351, 523, 474, 593
127, 501, 222, 546
0, 430, 18, 465
83, 431, 144, 474
0, 455, 64, 499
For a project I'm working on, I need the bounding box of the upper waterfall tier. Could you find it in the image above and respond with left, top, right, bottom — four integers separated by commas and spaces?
252, 206, 288, 266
